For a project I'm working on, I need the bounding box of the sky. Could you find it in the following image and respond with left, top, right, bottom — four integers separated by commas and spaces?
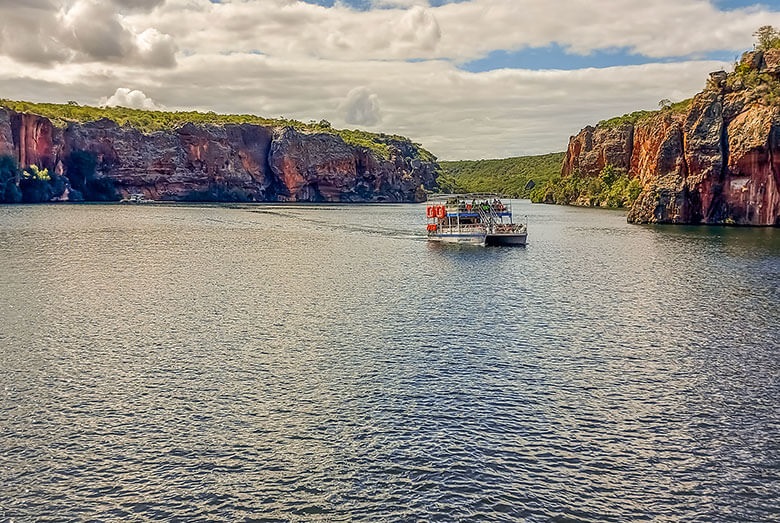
1, 1, 779, 160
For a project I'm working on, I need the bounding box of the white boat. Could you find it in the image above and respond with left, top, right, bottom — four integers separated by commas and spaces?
120, 193, 150, 204
426, 196, 527, 246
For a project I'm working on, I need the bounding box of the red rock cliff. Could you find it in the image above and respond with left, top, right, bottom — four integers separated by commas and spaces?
562, 52, 780, 226
0, 108, 437, 203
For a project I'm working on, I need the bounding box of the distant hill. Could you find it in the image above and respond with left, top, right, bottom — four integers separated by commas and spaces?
436, 152, 564, 198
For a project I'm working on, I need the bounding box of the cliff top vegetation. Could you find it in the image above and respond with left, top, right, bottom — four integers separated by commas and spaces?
597, 27, 780, 130
597, 99, 693, 129
437, 152, 564, 198
724, 26, 780, 105
0, 98, 433, 161
753, 25, 780, 52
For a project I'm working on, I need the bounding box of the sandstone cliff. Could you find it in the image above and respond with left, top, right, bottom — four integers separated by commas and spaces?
0, 104, 437, 203
562, 49, 780, 226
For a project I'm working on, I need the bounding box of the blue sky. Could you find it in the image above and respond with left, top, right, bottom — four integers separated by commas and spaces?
297, 0, 764, 73
460, 47, 738, 73
1, 0, 779, 159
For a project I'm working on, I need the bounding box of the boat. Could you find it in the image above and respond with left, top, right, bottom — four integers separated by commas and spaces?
120, 193, 148, 204
425, 196, 527, 246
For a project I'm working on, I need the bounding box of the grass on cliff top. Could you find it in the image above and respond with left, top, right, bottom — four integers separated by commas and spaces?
0, 98, 431, 161
597, 99, 693, 129
437, 152, 564, 198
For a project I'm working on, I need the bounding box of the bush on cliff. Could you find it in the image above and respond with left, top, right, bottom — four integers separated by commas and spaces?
529, 164, 642, 208
754, 26, 780, 51
0, 157, 70, 203
64, 150, 118, 201
20, 165, 58, 202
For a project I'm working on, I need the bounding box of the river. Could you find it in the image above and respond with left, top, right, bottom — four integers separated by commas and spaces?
1, 201, 778, 522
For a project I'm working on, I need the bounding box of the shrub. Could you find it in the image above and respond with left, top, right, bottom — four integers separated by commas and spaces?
438, 152, 565, 198
529, 164, 643, 209
0, 155, 22, 203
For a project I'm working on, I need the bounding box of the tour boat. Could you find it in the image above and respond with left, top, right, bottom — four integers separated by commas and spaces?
425, 196, 527, 246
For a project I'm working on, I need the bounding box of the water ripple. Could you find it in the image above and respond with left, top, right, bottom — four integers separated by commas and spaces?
0, 202, 778, 522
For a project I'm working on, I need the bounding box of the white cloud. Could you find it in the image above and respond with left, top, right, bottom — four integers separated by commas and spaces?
144, 0, 780, 62
100, 87, 163, 110
1, 0, 779, 159
0, 0, 176, 66
62, 0, 135, 60
341, 86, 382, 126
110, 0, 164, 12
134, 28, 177, 68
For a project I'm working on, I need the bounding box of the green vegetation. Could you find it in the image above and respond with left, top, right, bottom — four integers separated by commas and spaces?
437, 152, 564, 198
597, 110, 656, 129
597, 98, 692, 129
529, 164, 643, 208
0, 156, 22, 203
63, 150, 119, 201
0, 156, 71, 203
0, 99, 430, 160
754, 25, 780, 52
727, 67, 780, 105
727, 26, 780, 105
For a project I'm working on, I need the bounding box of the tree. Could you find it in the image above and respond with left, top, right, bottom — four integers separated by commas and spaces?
600, 164, 620, 186
0, 155, 22, 203
658, 98, 672, 110
20, 164, 63, 202
754, 25, 780, 51
23, 164, 50, 182
65, 150, 96, 193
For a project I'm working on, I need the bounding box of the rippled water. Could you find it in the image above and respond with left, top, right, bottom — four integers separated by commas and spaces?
1, 202, 778, 522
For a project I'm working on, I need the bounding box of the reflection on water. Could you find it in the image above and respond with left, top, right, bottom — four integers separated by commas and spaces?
1, 202, 778, 522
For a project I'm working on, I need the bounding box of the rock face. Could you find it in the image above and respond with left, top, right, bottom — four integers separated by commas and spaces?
0, 108, 437, 203
563, 51, 780, 226
562, 123, 633, 177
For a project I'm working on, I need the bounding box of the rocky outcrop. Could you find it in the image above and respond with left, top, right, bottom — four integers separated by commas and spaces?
0, 107, 437, 203
267, 128, 428, 202
562, 123, 633, 177
563, 50, 780, 226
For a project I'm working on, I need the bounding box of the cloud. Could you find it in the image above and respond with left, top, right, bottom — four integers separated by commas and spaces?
110, 0, 165, 12
0, 0, 56, 8
341, 86, 382, 126
150, 0, 443, 60
61, 0, 178, 66
0, 0, 177, 66
394, 5, 440, 51
100, 87, 163, 110
0, 3, 70, 64
0, 50, 729, 159
134, 28, 177, 68
62, 0, 134, 60
1, 0, 779, 159
145, 0, 780, 62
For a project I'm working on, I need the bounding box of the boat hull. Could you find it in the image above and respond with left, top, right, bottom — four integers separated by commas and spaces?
486, 233, 527, 246
428, 232, 487, 246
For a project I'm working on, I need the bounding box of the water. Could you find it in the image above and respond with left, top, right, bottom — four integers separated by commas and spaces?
0, 202, 778, 522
